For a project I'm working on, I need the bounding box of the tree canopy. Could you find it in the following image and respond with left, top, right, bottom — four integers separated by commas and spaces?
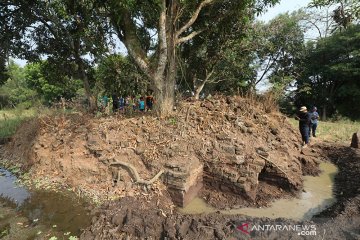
295, 24, 360, 119
1, 0, 360, 120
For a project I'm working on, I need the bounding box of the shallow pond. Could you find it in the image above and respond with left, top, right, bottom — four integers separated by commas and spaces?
180, 162, 338, 220
0, 168, 91, 239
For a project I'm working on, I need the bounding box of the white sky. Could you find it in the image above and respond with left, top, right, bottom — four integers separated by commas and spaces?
258, 0, 312, 22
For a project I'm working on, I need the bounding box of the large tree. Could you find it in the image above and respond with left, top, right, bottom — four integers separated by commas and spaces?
249, 12, 306, 93
295, 24, 360, 119
101, 0, 278, 115
1, 0, 108, 111
25, 61, 83, 104
179, 14, 255, 99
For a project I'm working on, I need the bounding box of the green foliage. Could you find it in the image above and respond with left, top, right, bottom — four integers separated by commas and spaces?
0, 57, 9, 85
1, 0, 108, 110
0, 60, 83, 108
295, 24, 360, 119
0, 109, 35, 138
0, 61, 38, 108
251, 11, 306, 92
25, 61, 83, 104
179, 10, 256, 95
168, 117, 177, 125
95, 54, 147, 96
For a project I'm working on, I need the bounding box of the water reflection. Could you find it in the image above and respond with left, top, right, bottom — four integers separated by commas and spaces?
0, 168, 91, 235
0, 168, 30, 206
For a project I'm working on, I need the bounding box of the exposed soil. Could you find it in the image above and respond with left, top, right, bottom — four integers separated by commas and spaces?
81, 143, 360, 240
1, 96, 315, 205
1, 96, 359, 239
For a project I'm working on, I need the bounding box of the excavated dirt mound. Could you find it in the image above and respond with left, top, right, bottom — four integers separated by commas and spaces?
81, 143, 360, 240
3, 96, 359, 239
1, 96, 320, 207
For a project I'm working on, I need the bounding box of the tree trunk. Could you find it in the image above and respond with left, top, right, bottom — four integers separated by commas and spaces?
76, 57, 97, 112
153, 77, 175, 116
194, 80, 206, 100
111, 0, 213, 116
153, 0, 178, 116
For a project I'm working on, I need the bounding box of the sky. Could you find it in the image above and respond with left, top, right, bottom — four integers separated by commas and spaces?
258, 0, 312, 22
14, 0, 312, 67
256, 0, 313, 92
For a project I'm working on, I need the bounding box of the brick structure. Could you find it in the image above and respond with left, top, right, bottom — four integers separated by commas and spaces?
163, 156, 203, 207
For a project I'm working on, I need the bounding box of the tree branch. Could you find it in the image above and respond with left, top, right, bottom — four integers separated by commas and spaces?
116, 9, 152, 79
176, 29, 204, 44
154, 0, 168, 80
176, 0, 214, 39
255, 51, 282, 85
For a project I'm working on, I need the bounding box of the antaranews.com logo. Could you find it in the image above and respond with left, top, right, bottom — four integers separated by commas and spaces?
237, 222, 317, 237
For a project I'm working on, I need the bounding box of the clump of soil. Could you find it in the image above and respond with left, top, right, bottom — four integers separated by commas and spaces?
1, 96, 315, 206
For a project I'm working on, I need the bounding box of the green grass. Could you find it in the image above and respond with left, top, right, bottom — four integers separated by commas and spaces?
288, 118, 360, 143
0, 109, 36, 138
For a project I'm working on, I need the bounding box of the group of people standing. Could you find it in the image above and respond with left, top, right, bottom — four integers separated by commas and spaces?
100, 94, 155, 113
296, 106, 319, 148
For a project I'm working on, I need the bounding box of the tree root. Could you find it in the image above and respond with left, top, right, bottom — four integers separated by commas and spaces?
257, 154, 295, 185
110, 160, 164, 185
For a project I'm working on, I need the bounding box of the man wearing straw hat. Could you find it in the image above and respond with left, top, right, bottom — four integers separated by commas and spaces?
295, 106, 311, 148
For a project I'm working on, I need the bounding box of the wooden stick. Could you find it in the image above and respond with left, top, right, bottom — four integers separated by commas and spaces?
110, 160, 164, 185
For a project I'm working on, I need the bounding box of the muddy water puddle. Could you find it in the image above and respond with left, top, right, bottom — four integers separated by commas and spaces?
180, 162, 338, 220
0, 168, 91, 239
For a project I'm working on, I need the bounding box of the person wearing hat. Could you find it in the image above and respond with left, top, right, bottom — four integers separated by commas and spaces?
309, 107, 319, 137
295, 106, 311, 147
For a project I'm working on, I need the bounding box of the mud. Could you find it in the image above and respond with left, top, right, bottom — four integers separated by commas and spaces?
180, 162, 337, 220
81, 144, 360, 239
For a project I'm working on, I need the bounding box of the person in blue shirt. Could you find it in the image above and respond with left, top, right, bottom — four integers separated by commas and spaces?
139, 97, 145, 112
118, 96, 125, 112
102, 95, 109, 111
309, 107, 319, 137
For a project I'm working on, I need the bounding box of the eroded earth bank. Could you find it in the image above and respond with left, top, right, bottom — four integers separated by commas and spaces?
1, 96, 359, 239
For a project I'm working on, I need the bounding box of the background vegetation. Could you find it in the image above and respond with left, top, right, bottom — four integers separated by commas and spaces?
0, 0, 359, 120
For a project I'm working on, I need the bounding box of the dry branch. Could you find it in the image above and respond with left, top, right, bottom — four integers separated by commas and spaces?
110, 160, 164, 185
257, 154, 294, 185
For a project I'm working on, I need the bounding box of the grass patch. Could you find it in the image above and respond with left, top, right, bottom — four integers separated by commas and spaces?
288, 118, 360, 143
0, 109, 36, 138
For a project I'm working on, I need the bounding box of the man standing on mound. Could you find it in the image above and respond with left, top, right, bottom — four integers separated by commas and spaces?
295, 106, 311, 148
